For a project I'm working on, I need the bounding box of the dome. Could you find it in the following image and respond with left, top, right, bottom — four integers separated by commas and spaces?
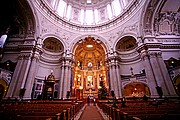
44, 0, 133, 26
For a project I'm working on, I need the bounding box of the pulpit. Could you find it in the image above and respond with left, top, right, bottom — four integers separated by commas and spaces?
42, 72, 56, 100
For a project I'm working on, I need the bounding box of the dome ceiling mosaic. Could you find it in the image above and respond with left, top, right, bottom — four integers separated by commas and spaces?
45, 0, 132, 26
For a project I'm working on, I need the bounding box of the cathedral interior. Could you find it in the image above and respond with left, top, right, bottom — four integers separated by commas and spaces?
0, 0, 180, 102
0, 0, 180, 120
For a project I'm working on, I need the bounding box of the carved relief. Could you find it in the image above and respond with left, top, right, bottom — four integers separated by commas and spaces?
154, 11, 180, 36
117, 22, 138, 36
149, 51, 157, 58
156, 39, 179, 42
73, 8, 80, 21
41, 17, 50, 34
99, 8, 106, 20
143, 0, 159, 35
104, 22, 138, 45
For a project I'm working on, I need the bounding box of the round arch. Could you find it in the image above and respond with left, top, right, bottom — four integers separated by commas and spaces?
115, 36, 138, 52
71, 35, 109, 99
113, 33, 138, 51
123, 82, 150, 97
41, 34, 66, 51
70, 34, 109, 55
42, 36, 65, 53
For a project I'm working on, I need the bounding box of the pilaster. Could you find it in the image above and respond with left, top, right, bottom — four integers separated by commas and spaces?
141, 51, 158, 97
106, 55, 121, 98
156, 52, 178, 97
23, 47, 42, 99
59, 56, 74, 99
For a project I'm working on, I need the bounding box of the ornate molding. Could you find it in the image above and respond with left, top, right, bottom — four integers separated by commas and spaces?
157, 39, 180, 42
35, 0, 140, 32
154, 11, 180, 36
105, 55, 121, 67
143, 0, 160, 35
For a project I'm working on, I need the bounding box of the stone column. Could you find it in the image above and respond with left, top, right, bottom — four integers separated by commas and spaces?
60, 57, 74, 99
58, 64, 65, 99
108, 63, 114, 92
24, 50, 40, 99
62, 64, 69, 98
141, 51, 158, 97
106, 56, 121, 98
156, 52, 178, 97
149, 51, 168, 96
20, 55, 32, 89
149, 52, 163, 85
116, 64, 122, 98
112, 64, 119, 97
6, 52, 32, 99
66, 65, 72, 91
5, 56, 24, 98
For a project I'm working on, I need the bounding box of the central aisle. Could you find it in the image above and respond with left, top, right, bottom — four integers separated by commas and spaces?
75, 104, 107, 120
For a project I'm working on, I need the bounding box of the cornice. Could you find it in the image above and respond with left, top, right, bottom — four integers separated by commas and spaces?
160, 44, 180, 49
39, 55, 60, 64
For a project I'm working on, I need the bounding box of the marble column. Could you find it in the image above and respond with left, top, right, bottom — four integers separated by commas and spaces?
6, 52, 32, 99
5, 56, 24, 98
109, 64, 114, 92
112, 64, 119, 98
141, 51, 158, 97
116, 64, 122, 98
21, 56, 32, 89
60, 57, 73, 99
62, 65, 67, 99
24, 51, 39, 99
63, 65, 69, 98
66, 65, 72, 92
149, 51, 168, 96
58, 64, 65, 99
156, 52, 178, 97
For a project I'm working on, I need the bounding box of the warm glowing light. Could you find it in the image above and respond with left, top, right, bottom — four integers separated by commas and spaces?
86, 44, 93, 48
79, 86, 83, 89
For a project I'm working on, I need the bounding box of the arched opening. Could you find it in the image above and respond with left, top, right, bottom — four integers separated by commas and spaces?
72, 36, 108, 99
0, 80, 7, 100
123, 82, 150, 98
116, 36, 137, 52
42, 37, 64, 52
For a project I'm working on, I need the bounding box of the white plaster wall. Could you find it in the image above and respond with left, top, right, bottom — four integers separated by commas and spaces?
162, 51, 180, 60
120, 60, 144, 75
36, 63, 61, 80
